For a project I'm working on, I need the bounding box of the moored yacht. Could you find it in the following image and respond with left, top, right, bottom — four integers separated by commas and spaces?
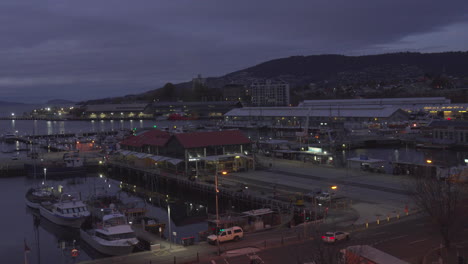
39, 193, 90, 228
80, 211, 138, 256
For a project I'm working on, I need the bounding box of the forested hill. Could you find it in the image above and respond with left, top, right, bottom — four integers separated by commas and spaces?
82, 51, 468, 104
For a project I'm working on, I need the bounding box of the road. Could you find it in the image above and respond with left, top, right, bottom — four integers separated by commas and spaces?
201, 215, 468, 264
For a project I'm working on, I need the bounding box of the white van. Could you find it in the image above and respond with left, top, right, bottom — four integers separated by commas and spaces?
207, 226, 243, 244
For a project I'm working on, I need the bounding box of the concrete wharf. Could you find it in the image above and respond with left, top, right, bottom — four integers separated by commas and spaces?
107, 161, 303, 214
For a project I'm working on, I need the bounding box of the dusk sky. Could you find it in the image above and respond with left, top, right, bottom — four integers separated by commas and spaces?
1, 0, 468, 103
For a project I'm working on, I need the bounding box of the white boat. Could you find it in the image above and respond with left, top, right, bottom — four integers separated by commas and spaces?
25, 186, 56, 209
39, 193, 90, 228
2, 132, 17, 143
80, 212, 138, 256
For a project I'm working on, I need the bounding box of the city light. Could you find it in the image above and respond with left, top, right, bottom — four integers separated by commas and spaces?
331, 185, 338, 190
426, 160, 432, 164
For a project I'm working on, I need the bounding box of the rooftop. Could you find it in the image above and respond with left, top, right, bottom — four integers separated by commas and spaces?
120, 129, 171, 147
174, 130, 251, 148
225, 106, 405, 118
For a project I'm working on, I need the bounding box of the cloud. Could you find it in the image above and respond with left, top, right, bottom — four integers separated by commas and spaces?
0, 0, 467, 102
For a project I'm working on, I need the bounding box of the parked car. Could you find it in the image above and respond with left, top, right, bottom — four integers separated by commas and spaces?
315, 192, 335, 201
207, 226, 244, 244
321, 231, 350, 243
304, 188, 323, 202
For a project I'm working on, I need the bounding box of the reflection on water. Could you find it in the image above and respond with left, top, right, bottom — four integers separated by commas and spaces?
0, 119, 216, 136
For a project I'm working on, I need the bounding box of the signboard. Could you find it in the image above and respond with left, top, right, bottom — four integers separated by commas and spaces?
307, 147, 322, 153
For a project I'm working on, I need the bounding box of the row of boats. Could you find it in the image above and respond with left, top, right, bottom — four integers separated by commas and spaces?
25, 186, 140, 256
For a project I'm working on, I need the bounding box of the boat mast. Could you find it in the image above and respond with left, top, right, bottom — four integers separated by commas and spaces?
32, 126, 37, 181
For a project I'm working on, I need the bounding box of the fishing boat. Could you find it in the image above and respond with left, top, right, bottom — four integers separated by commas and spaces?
1, 132, 18, 143
25, 185, 57, 209
86, 191, 124, 218
80, 210, 138, 256
24, 151, 86, 178
39, 193, 90, 228
25, 133, 58, 209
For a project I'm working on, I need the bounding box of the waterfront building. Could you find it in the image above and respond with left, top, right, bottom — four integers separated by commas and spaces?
148, 101, 242, 119
299, 97, 468, 119
424, 120, 468, 147
298, 97, 451, 108
118, 129, 253, 176
251, 79, 290, 106
223, 106, 409, 131
83, 104, 152, 119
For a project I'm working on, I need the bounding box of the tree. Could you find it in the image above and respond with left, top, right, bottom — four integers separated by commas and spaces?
408, 175, 467, 249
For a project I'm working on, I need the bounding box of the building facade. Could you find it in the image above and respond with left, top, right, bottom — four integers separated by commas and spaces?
425, 120, 468, 146
119, 129, 253, 176
148, 101, 242, 119
83, 103, 152, 119
251, 79, 290, 106
223, 106, 409, 131
299, 97, 468, 120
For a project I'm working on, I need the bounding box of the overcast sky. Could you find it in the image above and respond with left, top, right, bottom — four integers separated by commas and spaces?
1, 0, 468, 103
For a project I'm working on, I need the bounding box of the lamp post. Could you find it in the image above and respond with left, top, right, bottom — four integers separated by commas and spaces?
43, 168, 47, 185
166, 195, 172, 249
215, 162, 221, 256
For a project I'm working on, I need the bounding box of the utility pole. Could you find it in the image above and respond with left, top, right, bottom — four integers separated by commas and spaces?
215, 162, 221, 256
166, 195, 172, 249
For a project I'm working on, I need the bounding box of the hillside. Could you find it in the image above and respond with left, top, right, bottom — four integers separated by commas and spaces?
82, 51, 468, 104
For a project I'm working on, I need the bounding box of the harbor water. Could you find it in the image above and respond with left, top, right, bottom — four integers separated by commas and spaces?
0, 174, 210, 264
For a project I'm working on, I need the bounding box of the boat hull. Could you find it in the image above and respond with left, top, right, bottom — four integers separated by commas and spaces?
25, 188, 56, 210
25, 197, 40, 209
39, 206, 87, 228
80, 229, 135, 256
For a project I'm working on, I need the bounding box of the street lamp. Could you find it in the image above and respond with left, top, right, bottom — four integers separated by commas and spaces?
215, 162, 221, 256
331, 185, 338, 190
42, 168, 47, 185
166, 195, 172, 249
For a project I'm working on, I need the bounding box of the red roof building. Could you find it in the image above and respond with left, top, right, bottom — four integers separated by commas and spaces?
119, 129, 253, 175
173, 130, 251, 149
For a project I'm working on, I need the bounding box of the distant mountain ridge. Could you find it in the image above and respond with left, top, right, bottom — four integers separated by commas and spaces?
0, 100, 29, 106
45, 99, 76, 105
83, 51, 468, 104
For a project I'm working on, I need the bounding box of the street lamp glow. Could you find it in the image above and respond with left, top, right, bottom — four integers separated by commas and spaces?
331, 185, 337, 190
426, 159, 432, 164
11, 113, 15, 116
43, 168, 47, 185
221, 171, 228, 175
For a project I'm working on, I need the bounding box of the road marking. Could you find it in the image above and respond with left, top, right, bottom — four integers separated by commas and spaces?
409, 239, 427, 245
